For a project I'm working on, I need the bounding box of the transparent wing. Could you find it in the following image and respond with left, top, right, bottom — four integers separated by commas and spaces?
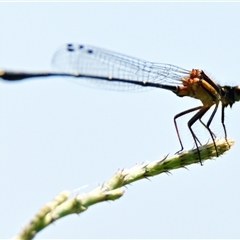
52, 43, 190, 91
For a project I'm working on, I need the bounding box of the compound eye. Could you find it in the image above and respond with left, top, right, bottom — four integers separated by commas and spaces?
221, 87, 227, 96
234, 86, 240, 101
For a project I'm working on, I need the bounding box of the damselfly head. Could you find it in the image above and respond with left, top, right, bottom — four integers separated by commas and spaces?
220, 85, 240, 107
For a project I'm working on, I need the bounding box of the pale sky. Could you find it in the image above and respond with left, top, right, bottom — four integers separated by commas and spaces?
1, 2, 240, 239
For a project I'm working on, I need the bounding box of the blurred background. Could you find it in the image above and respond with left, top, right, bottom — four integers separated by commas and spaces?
1, 2, 240, 238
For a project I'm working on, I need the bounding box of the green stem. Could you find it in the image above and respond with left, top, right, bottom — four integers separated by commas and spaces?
13, 138, 234, 240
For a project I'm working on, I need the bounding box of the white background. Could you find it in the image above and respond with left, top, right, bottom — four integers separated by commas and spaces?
1, 2, 240, 238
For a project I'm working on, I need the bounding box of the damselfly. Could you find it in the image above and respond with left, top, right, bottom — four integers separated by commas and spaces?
1, 43, 239, 164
